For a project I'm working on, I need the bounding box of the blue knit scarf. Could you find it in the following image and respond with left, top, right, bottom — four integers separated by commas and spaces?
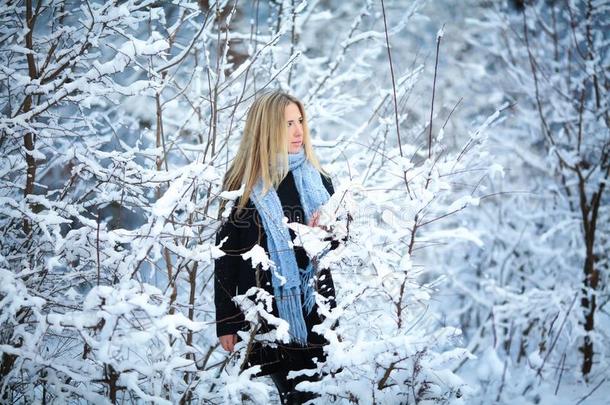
251, 149, 330, 345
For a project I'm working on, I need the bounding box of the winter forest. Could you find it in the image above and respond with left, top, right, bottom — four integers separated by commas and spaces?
1, 0, 609, 404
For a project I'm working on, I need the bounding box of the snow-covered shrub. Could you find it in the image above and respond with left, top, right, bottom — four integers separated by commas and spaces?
0, 1, 513, 403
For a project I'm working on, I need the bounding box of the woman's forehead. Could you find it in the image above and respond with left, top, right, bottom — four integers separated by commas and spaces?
284, 103, 302, 118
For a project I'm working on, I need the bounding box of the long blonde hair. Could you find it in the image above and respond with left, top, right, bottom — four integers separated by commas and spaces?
223, 91, 324, 210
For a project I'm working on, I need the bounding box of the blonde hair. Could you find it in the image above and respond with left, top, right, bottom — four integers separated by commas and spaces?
222, 91, 324, 210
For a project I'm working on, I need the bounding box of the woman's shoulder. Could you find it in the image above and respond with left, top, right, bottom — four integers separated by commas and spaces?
223, 200, 257, 224
215, 200, 261, 249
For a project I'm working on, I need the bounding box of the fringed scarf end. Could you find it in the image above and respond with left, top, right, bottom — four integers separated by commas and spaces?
276, 285, 309, 345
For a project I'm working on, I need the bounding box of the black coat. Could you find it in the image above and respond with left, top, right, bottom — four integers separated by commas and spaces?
214, 171, 337, 375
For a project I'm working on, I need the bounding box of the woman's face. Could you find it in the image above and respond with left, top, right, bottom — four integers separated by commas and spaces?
285, 102, 304, 154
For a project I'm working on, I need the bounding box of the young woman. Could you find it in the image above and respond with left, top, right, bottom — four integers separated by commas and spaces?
214, 91, 338, 404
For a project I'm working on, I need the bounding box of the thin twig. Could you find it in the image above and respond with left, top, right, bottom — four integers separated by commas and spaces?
428, 24, 444, 159
536, 292, 578, 377
554, 351, 566, 395
380, 0, 413, 200
380, 0, 403, 159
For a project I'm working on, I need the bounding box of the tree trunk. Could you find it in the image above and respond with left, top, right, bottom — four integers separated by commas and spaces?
23, 0, 39, 235
580, 248, 599, 376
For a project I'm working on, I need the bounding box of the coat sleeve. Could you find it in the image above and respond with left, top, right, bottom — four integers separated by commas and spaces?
214, 207, 247, 337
